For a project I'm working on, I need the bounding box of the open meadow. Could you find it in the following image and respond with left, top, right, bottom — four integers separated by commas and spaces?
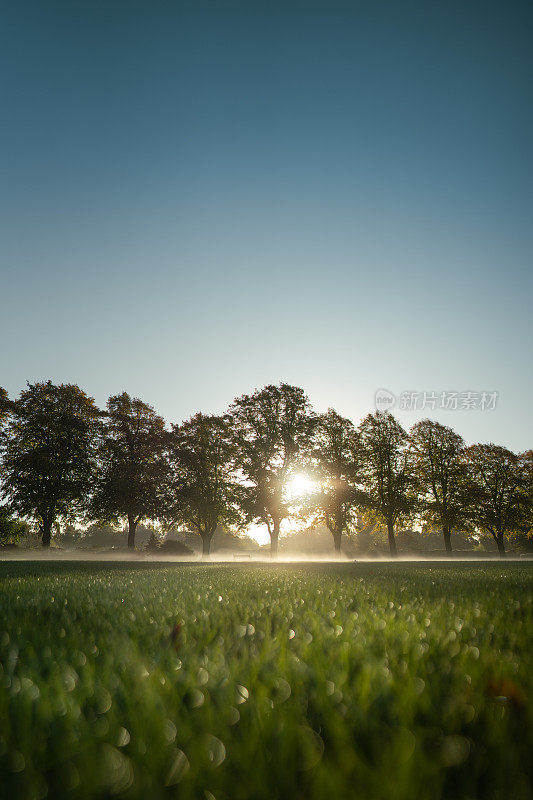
0, 561, 531, 800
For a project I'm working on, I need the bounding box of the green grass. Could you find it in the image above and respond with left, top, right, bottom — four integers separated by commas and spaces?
0, 561, 531, 800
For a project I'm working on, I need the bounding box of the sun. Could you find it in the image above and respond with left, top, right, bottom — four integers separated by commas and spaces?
285, 472, 317, 500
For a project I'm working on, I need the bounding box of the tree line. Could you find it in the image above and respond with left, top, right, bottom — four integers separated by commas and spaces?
0, 382, 531, 557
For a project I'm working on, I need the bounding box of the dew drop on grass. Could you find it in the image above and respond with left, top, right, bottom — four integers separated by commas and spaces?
164, 719, 177, 743
197, 668, 209, 686
235, 684, 249, 704
116, 727, 131, 747
95, 688, 112, 714
99, 744, 134, 794
205, 735, 226, 767
165, 748, 189, 786
189, 689, 205, 708
288, 629, 296, 640
227, 706, 240, 725
62, 666, 78, 692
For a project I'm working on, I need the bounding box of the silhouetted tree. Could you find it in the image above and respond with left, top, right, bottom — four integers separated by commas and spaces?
229, 384, 315, 557
91, 393, 168, 548
165, 413, 242, 556
410, 419, 467, 554
358, 412, 413, 557
464, 443, 527, 557
305, 409, 364, 553
1, 381, 99, 546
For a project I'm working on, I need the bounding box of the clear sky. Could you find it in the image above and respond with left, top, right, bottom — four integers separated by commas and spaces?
1, 0, 532, 451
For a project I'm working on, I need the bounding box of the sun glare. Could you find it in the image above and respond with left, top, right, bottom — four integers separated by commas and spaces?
285, 473, 317, 500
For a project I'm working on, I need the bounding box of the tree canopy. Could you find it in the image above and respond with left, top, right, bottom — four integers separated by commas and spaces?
1, 381, 99, 546
165, 413, 242, 556
464, 443, 527, 557
305, 409, 364, 553
91, 392, 168, 548
359, 412, 414, 556
0, 380, 530, 557
410, 419, 467, 553
229, 383, 315, 556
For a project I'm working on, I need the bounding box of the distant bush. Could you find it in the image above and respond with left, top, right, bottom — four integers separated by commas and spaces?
144, 534, 194, 556
159, 539, 194, 555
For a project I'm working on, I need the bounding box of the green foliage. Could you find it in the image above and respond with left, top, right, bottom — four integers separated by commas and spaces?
0, 506, 28, 545
0, 562, 531, 800
410, 419, 468, 551
0, 382, 100, 545
0, 380, 531, 558
464, 444, 528, 556
165, 413, 242, 555
358, 412, 415, 554
91, 393, 169, 547
0, 386, 9, 443
229, 384, 315, 554
304, 409, 364, 551
518, 449, 533, 538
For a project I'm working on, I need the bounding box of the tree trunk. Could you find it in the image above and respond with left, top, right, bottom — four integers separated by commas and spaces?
127, 515, 137, 549
201, 532, 213, 558
496, 533, 506, 558
387, 520, 397, 557
332, 531, 342, 554
41, 520, 52, 547
271, 519, 280, 558
443, 525, 452, 555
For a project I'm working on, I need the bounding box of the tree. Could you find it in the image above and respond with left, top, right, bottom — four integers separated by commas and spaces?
410, 419, 467, 554
0, 506, 29, 545
464, 443, 527, 557
164, 413, 242, 556
0, 386, 8, 421
1, 381, 99, 546
92, 392, 168, 548
305, 409, 364, 554
0, 386, 10, 453
519, 450, 533, 539
358, 411, 413, 557
229, 384, 315, 557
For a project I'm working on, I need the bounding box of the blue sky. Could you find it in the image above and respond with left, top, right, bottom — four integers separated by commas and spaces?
1, 0, 532, 450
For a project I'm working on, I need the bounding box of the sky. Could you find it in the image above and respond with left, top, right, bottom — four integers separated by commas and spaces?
1, 0, 532, 451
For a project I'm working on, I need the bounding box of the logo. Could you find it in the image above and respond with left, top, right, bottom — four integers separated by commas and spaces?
374, 388, 396, 411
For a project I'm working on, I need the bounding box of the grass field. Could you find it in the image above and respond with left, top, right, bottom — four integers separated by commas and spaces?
0, 561, 531, 800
